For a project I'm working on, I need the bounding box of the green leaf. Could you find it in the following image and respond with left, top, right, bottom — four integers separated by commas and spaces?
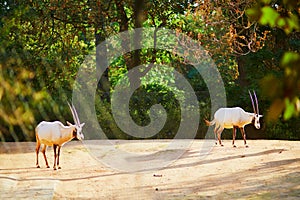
277, 17, 286, 27
286, 14, 300, 32
281, 52, 300, 66
284, 98, 295, 120
261, 0, 272, 4
259, 6, 280, 27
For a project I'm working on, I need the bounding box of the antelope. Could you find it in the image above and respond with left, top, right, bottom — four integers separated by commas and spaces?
35, 102, 85, 170
205, 91, 262, 147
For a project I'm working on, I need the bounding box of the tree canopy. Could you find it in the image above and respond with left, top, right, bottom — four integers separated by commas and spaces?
0, 0, 299, 141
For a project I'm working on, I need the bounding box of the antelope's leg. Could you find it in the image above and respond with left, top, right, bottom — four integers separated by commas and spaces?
214, 126, 218, 145
53, 144, 57, 170
217, 127, 224, 146
36, 141, 41, 168
57, 146, 61, 169
240, 128, 248, 147
41, 145, 49, 168
232, 127, 237, 147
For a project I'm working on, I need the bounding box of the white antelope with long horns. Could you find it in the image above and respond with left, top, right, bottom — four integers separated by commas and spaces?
35, 102, 85, 170
205, 91, 262, 147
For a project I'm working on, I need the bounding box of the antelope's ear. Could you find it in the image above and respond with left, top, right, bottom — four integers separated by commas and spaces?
259, 115, 263, 118
80, 123, 85, 127
66, 121, 72, 126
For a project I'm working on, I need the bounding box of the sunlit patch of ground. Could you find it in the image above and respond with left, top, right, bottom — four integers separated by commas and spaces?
0, 140, 299, 199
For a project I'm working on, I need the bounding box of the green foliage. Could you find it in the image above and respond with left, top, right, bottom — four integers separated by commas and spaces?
247, 0, 300, 34
267, 118, 300, 140
247, 0, 300, 122
129, 85, 181, 139
1, 0, 300, 142
0, 1, 88, 141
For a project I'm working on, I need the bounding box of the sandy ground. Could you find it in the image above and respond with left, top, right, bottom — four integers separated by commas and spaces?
0, 139, 299, 199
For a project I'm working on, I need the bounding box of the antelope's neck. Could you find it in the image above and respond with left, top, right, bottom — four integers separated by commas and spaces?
59, 126, 76, 143
243, 112, 255, 125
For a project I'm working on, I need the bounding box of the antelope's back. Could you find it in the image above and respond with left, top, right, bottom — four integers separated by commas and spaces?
214, 107, 245, 127
36, 121, 63, 145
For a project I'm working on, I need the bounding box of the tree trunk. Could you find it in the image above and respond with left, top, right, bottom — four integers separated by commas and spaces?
236, 56, 249, 87
126, 0, 146, 90
92, 2, 111, 101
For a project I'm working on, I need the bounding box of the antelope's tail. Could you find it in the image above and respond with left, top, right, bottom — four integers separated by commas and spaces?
35, 127, 39, 142
204, 119, 215, 126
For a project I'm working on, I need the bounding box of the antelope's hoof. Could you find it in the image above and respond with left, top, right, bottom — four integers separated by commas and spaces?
220, 144, 224, 147
245, 145, 249, 148
233, 145, 237, 148
58, 166, 61, 169
46, 166, 50, 168
36, 165, 40, 168
53, 167, 57, 170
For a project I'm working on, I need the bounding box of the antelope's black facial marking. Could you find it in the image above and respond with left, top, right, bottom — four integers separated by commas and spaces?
251, 117, 255, 124
73, 129, 77, 138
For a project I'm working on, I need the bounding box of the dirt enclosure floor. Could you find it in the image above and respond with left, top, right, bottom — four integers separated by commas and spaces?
0, 140, 300, 199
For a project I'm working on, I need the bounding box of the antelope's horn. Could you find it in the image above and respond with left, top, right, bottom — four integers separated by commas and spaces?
67, 101, 79, 126
248, 90, 256, 114
72, 103, 81, 125
253, 90, 259, 115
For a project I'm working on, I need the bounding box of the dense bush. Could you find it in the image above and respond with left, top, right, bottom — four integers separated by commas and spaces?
1, 1, 299, 142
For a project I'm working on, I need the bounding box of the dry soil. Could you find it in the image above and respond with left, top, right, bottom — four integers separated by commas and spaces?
0, 140, 299, 199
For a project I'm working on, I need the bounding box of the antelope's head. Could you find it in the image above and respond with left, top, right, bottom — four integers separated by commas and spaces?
68, 102, 85, 140
249, 90, 263, 129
